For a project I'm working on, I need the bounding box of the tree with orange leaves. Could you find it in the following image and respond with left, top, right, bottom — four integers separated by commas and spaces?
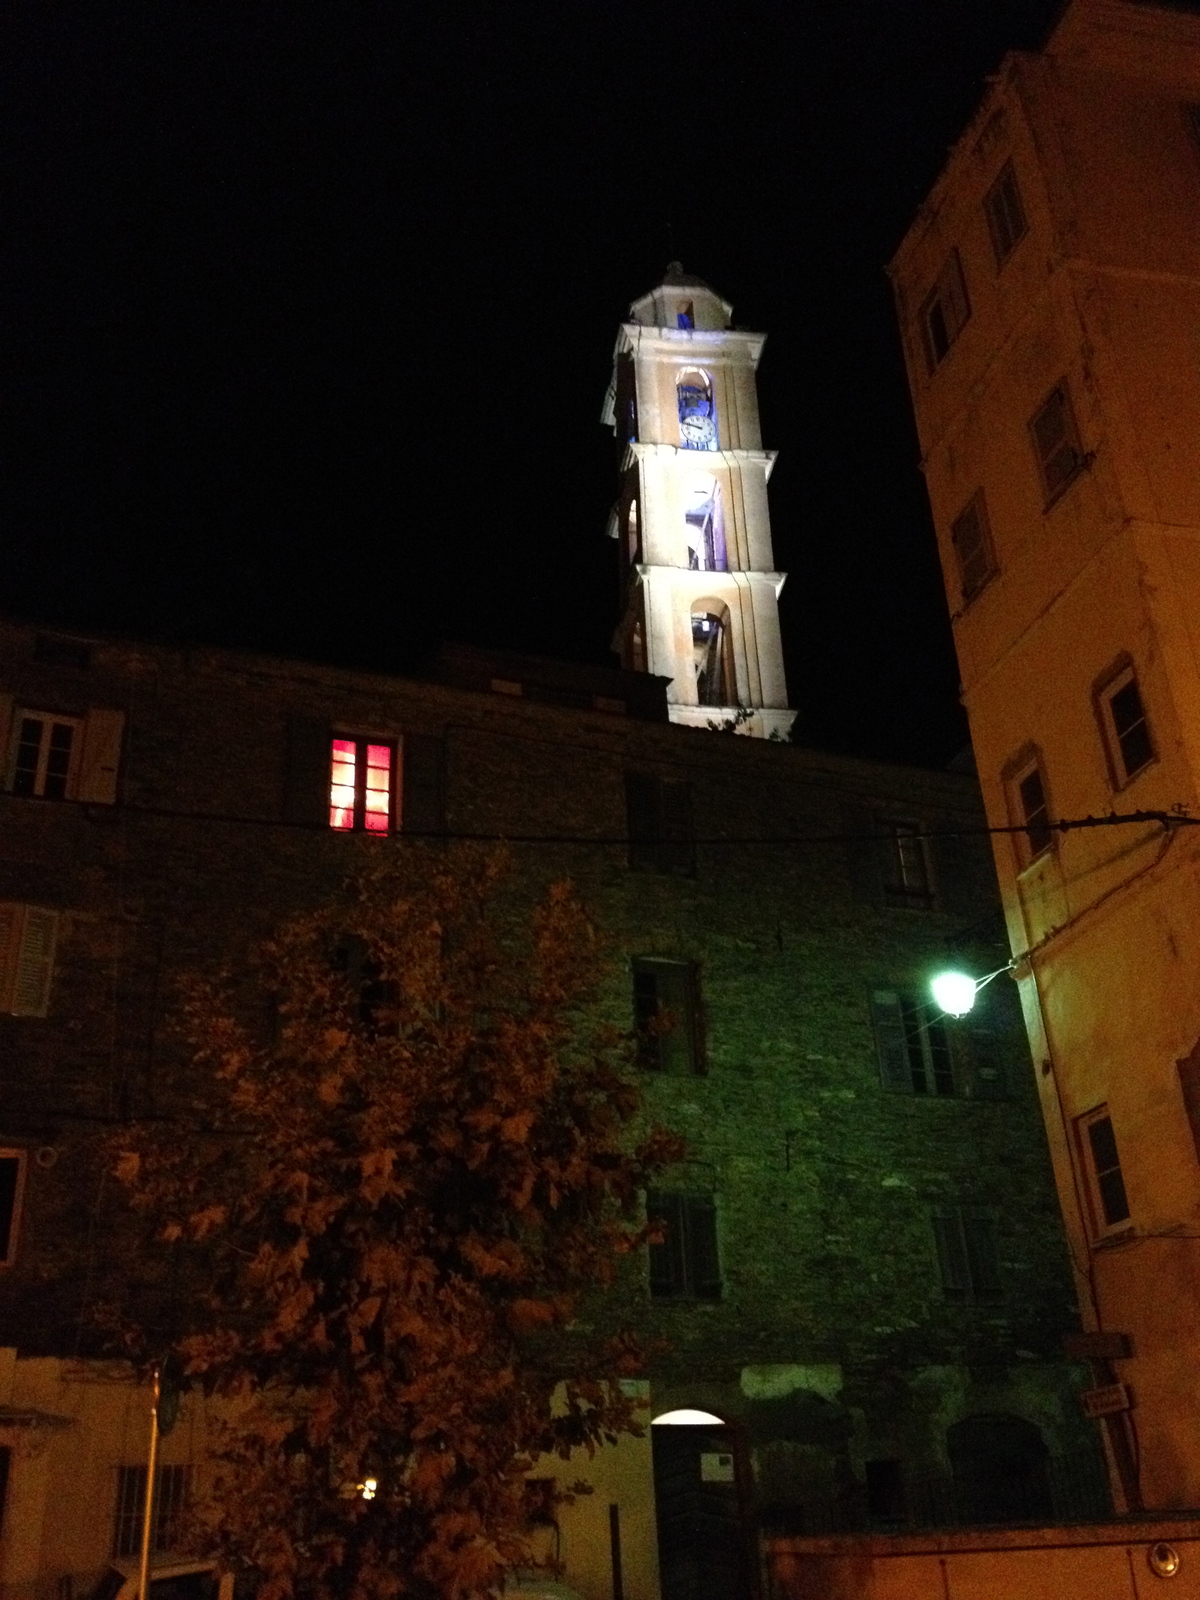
113, 849, 682, 1600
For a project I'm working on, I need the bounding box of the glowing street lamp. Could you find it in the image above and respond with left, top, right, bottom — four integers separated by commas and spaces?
930, 961, 1017, 1018
930, 971, 980, 1017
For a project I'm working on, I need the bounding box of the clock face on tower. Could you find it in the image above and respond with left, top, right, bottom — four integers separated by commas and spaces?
679, 411, 718, 450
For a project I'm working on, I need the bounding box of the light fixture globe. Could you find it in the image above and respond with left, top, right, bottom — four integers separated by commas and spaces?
931, 971, 978, 1017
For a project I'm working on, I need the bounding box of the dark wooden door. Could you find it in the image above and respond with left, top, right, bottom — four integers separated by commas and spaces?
651, 1424, 755, 1600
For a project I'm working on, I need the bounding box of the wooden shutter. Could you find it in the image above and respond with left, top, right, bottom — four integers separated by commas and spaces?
660, 780, 695, 876
625, 773, 661, 871
683, 1195, 721, 1299
932, 1210, 971, 1301
402, 734, 445, 837
77, 708, 126, 803
871, 991, 912, 1092
962, 1212, 1002, 1302
928, 828, 979, 917
283, 717, 331, 827
647, 1192, 687, 1297
11, 908, 58, 1017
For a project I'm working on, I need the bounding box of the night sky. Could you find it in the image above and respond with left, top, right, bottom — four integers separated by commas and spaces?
4, 1, 1063, 769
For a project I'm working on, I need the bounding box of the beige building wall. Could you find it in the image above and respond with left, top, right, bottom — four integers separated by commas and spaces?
890, 0, 1200, 1511
0, 1354, 658, 1600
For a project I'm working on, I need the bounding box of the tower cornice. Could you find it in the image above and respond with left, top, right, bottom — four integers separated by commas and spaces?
622, 442, 778, 481
616, 323, 767, 368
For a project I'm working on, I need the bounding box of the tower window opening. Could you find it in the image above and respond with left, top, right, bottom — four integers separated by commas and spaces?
677, 368, 718, 452
677, 301, 695, 329
683, 476, 727, 572
691, 607, 734, 707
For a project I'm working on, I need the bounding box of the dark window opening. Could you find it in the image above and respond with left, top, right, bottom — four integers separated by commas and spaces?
1030, 383, 1085, 504
12, 715, 77, 800
0, 1155, 23, 1265
1082, 1110, 1131, 1229
684, 477, 727, 572
33, 634, 92, 669
932, 1208, 1003, 1304
882, 822, 934, 909
677, 301, 695, 329
951, 491, 997, 604
948, 1415, 1051, 1524
625, 773, 695, 876
333, 935, 398, 1037
865, 1459, 906, 1523
920, 251, 971, 371
647, 1190, 721, 1299
1016, 764, 1053, 859
984, 161, 1028, 265
1105, 674, 1154, 781
615, 353, 638, 445
633, 958, 704, 1074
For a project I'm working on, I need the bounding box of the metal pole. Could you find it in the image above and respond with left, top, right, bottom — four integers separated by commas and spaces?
137, 1366, 161, 1600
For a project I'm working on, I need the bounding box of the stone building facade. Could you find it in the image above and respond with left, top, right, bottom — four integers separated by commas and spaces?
0, 616, 1098, 1600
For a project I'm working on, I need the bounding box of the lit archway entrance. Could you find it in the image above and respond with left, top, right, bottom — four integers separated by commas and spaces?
651, 1409, 756, 1600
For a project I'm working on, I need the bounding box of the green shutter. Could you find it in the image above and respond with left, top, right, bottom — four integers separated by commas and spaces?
962, 1212, 1003, 1302
647, 1192, 687, 1297
660, 780, 695, 876
684, 1195, 721, 1299
871, 991, 912, 1093
625, 773, 661, 871
932, 1211, 971, 1301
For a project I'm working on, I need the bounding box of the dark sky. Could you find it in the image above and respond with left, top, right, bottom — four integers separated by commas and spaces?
3, 1, 1063, 768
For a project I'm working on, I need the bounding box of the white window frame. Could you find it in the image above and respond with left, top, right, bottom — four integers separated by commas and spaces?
6, 710, 85, 799
1076, 1104, 1133, 1240
920, 250, 971, 372
1, 700, 125, 805
1097, 663, 1155, 789
1006, 753, 1054, 869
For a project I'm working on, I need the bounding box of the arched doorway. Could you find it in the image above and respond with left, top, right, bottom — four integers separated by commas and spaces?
947, 1413, 1053, 1524
651, 1410, 757, 1600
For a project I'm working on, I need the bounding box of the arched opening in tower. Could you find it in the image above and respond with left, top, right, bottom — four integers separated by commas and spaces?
691, 605, 735, 706
677, 368, 718, 451
684, 476, 727, 571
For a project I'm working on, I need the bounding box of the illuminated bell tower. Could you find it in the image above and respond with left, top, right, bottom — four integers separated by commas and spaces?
602, 264, 795, 739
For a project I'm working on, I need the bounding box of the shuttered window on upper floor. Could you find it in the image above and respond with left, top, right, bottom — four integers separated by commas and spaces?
625, 772, 695, 876
871, 986, 1008, 1100
0, 697, 125, 805
0, 1152, 27, 1267
0, 904, 60, 1018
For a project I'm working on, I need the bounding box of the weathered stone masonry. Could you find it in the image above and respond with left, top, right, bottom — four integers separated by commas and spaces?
0, 617, 1097, 1536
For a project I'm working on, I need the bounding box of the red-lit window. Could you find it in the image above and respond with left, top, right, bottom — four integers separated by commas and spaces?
329, 738, 395, 834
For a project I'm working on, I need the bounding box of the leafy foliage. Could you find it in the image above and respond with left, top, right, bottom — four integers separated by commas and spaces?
113, 850, 683, 1600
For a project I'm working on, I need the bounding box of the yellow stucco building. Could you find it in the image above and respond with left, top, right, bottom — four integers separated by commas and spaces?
891, 0, 1200, 1517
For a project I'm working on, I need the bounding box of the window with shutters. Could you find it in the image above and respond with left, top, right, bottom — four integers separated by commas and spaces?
0, 904, 59, 1019
646, 1191, 721, 1300
329, 737, 396, 833
633, 958, 705, 1073
1097, 664, 1154, 787
950, 490, 997, 605
983, 160, 1028, 266
931, 1207, 1003, 1304
881, 822, 935, 910
1077, 1106, 1132, 1237
920, 251, 971, 372
1030, 382, 1086, 505
1, 704, 125, 805
625, 772, 695, 876
0, 1152, 27, 1268
871, 989, 955, 1096
112, 1464, 190, 1558
871, 987, 1008, 1100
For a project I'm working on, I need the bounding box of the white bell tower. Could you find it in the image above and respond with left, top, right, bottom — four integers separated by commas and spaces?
602, 265, 795, 740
